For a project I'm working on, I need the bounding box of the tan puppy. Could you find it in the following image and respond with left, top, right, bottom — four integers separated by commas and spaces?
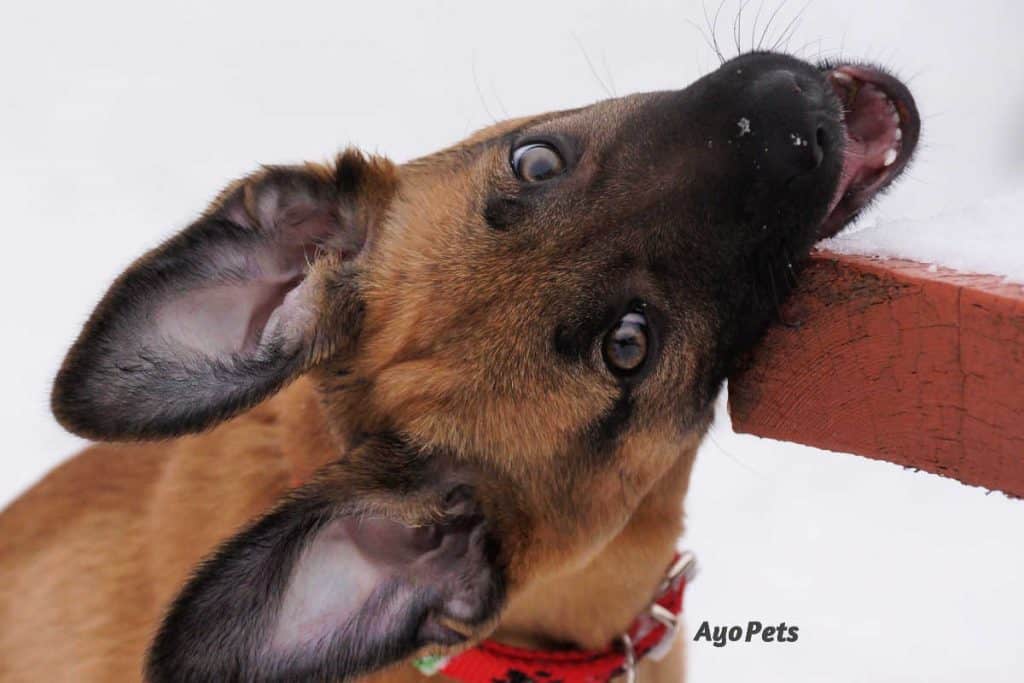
0, 51, 918, 682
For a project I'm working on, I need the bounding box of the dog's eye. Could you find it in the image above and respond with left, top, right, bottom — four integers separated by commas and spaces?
603, 311, 649, 374
511, 143, 565, 182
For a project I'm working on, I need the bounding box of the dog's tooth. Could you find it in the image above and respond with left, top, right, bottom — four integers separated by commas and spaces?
883, 148, 898, 167
831, 70, 854, 83
893, 127, 903, 141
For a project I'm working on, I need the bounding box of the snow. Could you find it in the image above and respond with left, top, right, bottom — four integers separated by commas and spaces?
824, 186, 1024, 283
685, 392, 1024, 683
1, 1, 1022, 682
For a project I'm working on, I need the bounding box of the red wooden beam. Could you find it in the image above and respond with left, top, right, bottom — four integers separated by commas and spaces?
729, 250, 1024, 498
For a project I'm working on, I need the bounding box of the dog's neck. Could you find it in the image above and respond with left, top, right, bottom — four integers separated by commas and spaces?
493, 452, 693, 651
275, 378, 696, 653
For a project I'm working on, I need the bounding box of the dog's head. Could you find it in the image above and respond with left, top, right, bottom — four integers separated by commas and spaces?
52, 52, 918, 682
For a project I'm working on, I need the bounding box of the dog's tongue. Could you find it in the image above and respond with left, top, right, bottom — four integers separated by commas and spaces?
827, 76, 903, 217
817, 65, 916, 239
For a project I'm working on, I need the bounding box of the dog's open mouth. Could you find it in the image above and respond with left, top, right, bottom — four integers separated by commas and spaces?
819, 64, 920, 238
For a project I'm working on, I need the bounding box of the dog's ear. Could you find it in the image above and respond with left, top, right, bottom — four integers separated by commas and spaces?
52, 150, 396, 440
145, 437, 505, 683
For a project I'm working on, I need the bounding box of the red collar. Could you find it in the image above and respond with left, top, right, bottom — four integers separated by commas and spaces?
413, 551, 697, 683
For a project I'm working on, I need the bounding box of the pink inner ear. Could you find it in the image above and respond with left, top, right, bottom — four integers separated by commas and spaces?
153, 195, 343, 360
270, 519, 387, 654
154, 240, 315, 357
157, 277, 301, 356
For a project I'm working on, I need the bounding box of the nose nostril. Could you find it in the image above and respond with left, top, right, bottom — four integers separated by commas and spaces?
812, 125, 827, 167
816, 126, 827, 149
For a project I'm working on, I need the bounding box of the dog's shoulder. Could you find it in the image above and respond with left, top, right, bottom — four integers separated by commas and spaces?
0, 441, 167, 556
0, 384, 311, 680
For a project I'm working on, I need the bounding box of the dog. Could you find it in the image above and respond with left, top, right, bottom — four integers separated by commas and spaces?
0, 51, 918, 682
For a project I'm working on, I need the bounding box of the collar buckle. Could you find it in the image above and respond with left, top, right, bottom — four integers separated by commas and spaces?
644, 551, 698, 663
617, 633, 637, 683
660, 550, 698, 591
418, 550, 698, 683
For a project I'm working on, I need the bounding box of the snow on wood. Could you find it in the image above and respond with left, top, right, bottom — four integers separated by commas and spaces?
822, 187, 1024, 284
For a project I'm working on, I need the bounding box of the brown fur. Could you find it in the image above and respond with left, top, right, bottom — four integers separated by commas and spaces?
0, 51, 918, 683
0, 378, 693, 681
1, 115, 703, 676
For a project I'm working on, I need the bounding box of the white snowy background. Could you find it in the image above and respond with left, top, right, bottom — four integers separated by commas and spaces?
2, 1, 1022, 681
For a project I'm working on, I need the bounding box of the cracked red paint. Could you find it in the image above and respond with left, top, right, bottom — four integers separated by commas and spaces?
729, 249, 1024, 498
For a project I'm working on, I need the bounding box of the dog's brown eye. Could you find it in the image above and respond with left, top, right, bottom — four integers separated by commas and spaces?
603, 311, 649, 374
511, 143, 565, 182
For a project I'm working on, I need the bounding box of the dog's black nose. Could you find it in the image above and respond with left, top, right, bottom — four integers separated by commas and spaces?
744, 67, 833, 179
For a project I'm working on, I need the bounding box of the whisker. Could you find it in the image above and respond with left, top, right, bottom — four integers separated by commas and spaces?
905, 66, 928, 84
812, 46, 847, 62
702, 1, 725, 63
600, 52, 618, 97
707, 0, 730, 63
572, 33, 615, 98
768, 261, 802, 328
733, 0, 753, 56
758, 0, 790, 50
685, 18, 722, 64
471, 53, 498, 124
707, 429, 764, 475
750, 0, 768, 52
713, 0, 730, 58
489, 82, 511, 119
770, 0, 813, 53
792, 36, 821, 59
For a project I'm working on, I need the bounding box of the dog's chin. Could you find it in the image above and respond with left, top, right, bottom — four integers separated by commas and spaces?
816, 62, 921, 239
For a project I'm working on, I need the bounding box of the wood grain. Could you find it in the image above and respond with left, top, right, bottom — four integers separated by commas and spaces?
729, 250, 1024, 497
